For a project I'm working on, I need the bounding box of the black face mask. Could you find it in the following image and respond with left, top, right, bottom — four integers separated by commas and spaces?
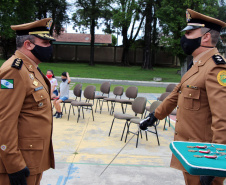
62, 79, 67, 82
180, 35, 202, 55
31, 43, 53, 62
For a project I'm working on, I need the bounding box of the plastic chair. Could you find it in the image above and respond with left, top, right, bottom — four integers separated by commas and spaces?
62, 84, 82, 114
127, 100, 162, 147
94, 82, 111, 114
103, 86, 124, 115
115, 86, 138, 114
109, 97, 147, 141
68, 85, 96, 123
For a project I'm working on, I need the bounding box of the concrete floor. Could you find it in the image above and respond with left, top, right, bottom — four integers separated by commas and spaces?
41, 92, 222, 185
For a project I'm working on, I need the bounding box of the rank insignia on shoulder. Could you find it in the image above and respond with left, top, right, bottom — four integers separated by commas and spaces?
11, 58, 23, 69
212, 54, 226, 65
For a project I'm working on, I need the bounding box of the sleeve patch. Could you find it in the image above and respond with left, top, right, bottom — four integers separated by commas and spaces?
212, 55, 226, 65
217, 70, 226, 86
1, 79, 14, 89
11, 58, 23, 70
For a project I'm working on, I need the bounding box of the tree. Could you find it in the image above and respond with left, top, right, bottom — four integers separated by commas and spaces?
141, 0, 161, 70
72, 0, 111, 66
112, 0, 145, 66
156, 0, 219, 76
111, 34, 117, 46
0, 0, 68, 59
34, 0, 69, 35
157, 0, 219, 71
0, 0, 36, 59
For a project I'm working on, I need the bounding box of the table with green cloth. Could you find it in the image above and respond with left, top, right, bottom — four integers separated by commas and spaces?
170, 141, 226, 177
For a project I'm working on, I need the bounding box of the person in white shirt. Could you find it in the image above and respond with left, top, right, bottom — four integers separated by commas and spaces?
46, 69, 58, 99
53, 72, 71, 118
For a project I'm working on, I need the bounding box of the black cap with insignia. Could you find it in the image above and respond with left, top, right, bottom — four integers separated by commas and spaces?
182, 9, 226, 32
11, 18, 55, 41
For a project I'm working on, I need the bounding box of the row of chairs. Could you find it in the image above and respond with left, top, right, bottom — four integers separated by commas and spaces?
108, 83, 177, 148
61, 82, 177, 147
61, 82, 138, 123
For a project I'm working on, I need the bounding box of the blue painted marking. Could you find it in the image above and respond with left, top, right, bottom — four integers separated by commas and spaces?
57, 164, 80, 185
56, 176, 63, 185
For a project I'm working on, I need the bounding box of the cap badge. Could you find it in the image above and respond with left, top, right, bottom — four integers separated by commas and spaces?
46, 19, 53, 30
217, 70, 226, 86
186, 10, 192, 22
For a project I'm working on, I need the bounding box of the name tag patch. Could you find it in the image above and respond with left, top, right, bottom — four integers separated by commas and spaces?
35, 86, 43, 91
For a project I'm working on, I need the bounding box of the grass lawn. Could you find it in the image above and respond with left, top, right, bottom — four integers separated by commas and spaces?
0, 59, 181, 82
70, 82, 166, 94
0, 59, 181, 93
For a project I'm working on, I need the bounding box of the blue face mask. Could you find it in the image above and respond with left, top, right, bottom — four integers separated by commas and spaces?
62, 79, 67, 82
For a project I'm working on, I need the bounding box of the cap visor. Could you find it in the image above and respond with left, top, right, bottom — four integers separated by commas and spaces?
34, 34, 56, 41
181, 25, 203, 32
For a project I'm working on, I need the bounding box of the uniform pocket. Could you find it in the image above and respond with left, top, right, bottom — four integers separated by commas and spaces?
31, 89, 47, 110
18, 139, 43, 168
183, 88, 200, 110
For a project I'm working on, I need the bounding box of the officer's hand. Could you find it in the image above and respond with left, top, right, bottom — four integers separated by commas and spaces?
139, 112, 157, 130
8, 167, 30, 185
200, 175, 215, 185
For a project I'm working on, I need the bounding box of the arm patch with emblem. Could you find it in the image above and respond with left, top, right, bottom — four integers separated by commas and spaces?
11, 58, 23, 69
212, 55, 226, 65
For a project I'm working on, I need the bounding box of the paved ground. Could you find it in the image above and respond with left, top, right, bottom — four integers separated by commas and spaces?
41, 91, 187, 185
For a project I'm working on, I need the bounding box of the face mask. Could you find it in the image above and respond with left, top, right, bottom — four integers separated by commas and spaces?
180, 35, 201, 55
31, 43, 53, 62
46, 74, 53, 79
62, 79, 67, 82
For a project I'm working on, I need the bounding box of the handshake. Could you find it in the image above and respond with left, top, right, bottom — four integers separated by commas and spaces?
139, 112, 157, 130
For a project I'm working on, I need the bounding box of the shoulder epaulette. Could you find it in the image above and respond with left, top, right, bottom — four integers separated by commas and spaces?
212, 54, 226, 65
11, 58, 23, 70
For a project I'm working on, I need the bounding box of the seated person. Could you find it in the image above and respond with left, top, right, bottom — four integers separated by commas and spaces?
53, 72, 71, 118
46, 69, 58, 99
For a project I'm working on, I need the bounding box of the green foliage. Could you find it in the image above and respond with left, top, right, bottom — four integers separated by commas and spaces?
217, 0, 226, 22
34, 0, 69, 35
111, 34, 117, 46
72, 0, 111, 32
0, 0, 68, 59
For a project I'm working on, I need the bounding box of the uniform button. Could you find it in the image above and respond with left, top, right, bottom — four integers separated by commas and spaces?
29, 145, 33, 148
189, 94, 192, 97
41, 95, 43, 98
179, 91, 181, 94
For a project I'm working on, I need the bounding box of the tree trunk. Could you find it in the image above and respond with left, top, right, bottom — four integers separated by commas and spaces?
150, 4, 158, 68
90, 18, 95, 66
121, 26, 129, 66
142, 0, 152, 69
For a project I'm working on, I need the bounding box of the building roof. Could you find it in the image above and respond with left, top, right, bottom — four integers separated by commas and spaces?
53, 33, 112, 44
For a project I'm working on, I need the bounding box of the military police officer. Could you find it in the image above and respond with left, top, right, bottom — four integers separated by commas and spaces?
140, 9, 226, 185
0, 18, 55, 185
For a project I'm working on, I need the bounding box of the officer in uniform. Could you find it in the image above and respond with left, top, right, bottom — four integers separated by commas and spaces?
140, 9, 226, 185
0, 18, 55, 185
